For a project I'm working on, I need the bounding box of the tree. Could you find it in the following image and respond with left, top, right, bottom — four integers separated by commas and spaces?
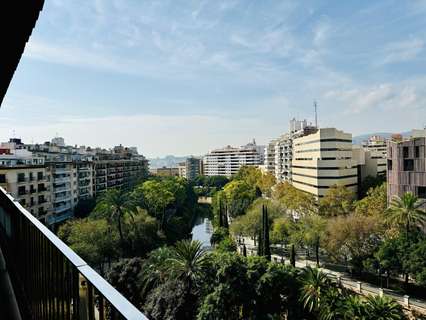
290, 244, 296, 267
355, 183, 387, 217
359, 175, 386, 198
197, 252, 249, 320
293, 214, 327, 267
58, 218, 118, 272
322, 184, 354, 215
270, 216, 291, 246
144, 279, 195, 320
223, 180, 257, 218
406, 237, 426, 286
106, 258, 144, 307
94, 188, 134, 246
122, 207, 165, 257
137, 180, 175, 218
374, 235, 407, 287
262, 205, 271, 261
167, 240, 209, 297
273, 181, 317, 216
325, 214, 384, 273
299, 267, 331, 314
386, 192, 426, 239
363, 295, 406, 320
320, 185, 355, 216
73, 197, 96, 218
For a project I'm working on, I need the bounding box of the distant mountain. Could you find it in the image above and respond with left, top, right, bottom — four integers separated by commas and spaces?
148, 155, 199, 169
352, 131, 411, 145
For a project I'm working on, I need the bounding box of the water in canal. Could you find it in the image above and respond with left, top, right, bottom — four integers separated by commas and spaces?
191, 214, 213, 248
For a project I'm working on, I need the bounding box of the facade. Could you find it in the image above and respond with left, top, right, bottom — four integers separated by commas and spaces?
203, 140, 265, 177
362, 135, 387, 176
0, 141, 51, 220
93, 159, 147, 196
292, 128, 358, 197
151, 166, 180, 177
177, 162, 186, 178
387, 131, 426, 208
265, 118, 316, 182
0, 137, 148, 225
184, 157, 203, 180
46, 162, 77, 224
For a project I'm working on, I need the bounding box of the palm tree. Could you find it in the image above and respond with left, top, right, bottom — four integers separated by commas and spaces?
363, 295, 406, 320
140, 246, 174, 300
166, 240, 208, 296
299, 266, 331, 314
387, 192, 426, 238
94, 188, 134, 245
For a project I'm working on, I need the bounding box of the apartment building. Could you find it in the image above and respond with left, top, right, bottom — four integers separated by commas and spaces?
362, 135, 387, 176
177, 162, 186, 178
94, 158, 148, 195
178, 157, 203, 180
387, 130, 426, 208
203, 140, 265, 177
1, 137, 148, 225
292, 128, 358, 197
265, 119, 317, 182
0, 147, 51, 220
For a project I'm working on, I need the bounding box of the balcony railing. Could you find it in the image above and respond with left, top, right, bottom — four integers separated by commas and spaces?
0, 187, 148, 319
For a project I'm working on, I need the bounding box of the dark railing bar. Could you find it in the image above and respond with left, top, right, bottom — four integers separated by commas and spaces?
1, 188, 149, 319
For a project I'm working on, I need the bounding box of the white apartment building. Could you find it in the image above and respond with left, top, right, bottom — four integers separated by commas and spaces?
292, 128, 358, 197
264, 119, 316, 182
46, 162, 78, 224
203, 140, 265, 177
362, 135, 387, 176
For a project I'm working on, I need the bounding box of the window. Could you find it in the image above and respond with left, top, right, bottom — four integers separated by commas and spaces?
0, 174, 5, 183
18, 186, 26, 196
17, 173, 25, 182
387, 160, 392, 170
418, 186, 426, 199
37, 171, 43, 180
403, 159, 414, 171
415, 146, 420, 158
403, 146, 409, 158
29, 172, 34, 181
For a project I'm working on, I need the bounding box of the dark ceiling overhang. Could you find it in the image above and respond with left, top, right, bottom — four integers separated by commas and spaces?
0, 0, 45, 106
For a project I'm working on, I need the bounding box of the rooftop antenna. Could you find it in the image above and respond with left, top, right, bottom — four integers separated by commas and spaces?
314, 100, 318, 128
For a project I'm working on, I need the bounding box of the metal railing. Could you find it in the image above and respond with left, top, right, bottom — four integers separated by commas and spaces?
0, 187, 148, 319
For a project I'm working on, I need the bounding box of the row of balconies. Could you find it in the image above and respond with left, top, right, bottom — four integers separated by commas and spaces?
16, 175, 47, 184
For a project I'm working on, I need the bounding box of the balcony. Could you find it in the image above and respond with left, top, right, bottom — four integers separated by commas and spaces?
0, 187, 147, 319
54, 203, 72, 212
54, 177, 71, 184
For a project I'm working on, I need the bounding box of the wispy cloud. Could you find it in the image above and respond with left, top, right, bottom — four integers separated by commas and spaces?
325, 83, 424, 114
378, 38, 424, 65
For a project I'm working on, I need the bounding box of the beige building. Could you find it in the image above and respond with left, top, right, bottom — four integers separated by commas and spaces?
150, 166, 180, 177
177, 162, 186, 178
0, 161, 51, 220
362, 135, 387, 176
292, 128, 358, 197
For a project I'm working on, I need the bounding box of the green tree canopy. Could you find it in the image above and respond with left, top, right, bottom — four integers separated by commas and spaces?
320, 185, 355, 216
58, 218, 118, 271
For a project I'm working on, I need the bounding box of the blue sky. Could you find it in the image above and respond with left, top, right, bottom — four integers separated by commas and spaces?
1, 0, 425, 157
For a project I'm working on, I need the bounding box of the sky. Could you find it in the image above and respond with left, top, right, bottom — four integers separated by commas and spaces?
1, 0, 425, 157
